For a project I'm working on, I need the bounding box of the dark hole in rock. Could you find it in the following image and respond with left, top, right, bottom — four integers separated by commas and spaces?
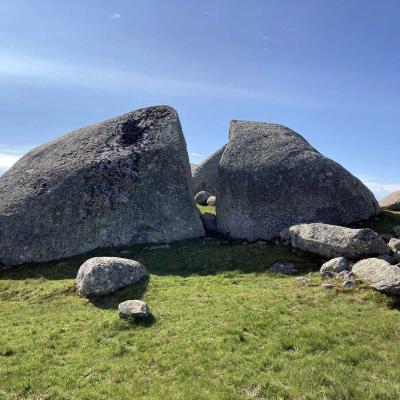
118, 119, 149, 146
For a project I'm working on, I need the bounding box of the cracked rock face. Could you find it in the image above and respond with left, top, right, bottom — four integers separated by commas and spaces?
216, 121, 380, 241
76, 257, 148, 297
0, 105, 204, 266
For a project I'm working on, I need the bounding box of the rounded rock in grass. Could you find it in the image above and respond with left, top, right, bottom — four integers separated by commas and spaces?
321, 283, 334, 289
194, 191, 212, 206
118, 300, 151, 319
76, 257, 148, 297
201, 212, 217, 233
207, 195, 217, 206
320, 257, 350, 275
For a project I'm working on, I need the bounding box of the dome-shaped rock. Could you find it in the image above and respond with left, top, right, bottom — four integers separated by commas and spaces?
217, 121, 380, 240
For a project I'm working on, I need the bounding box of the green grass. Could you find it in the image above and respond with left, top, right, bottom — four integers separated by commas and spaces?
356, 210, 400, 235
1, 214, 400, 399
196, 203, 216, 215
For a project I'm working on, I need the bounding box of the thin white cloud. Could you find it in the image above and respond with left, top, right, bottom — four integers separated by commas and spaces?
111, 13, 121, 20
0, 152, 22, 175
263, 35, 272, 42
189, 152, 202, 157
358, 175, 400, 200
280, 24, 297, 32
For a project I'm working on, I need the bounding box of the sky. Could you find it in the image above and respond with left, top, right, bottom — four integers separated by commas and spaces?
0, 0, 399, 199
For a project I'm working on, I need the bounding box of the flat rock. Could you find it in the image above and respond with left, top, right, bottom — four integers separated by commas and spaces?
118, 300, 151, 319
320, 257, 350, 275
379, 191, 400, 211
0, 106, 204, 266
321, 283, 334, 289
76, 257, 148, 297
288, 223, 388, 259
352, 258, 400, 295
192, 146, 225, 195
216, 121, 379, 240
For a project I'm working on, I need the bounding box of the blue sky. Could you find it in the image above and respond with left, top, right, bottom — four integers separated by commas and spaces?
0, 0, 399, 198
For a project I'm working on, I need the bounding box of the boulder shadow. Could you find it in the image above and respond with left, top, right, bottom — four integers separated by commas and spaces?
88, 276, 149, 310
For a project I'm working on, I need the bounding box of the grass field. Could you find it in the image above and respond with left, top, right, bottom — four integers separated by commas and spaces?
1, 211, 400, 400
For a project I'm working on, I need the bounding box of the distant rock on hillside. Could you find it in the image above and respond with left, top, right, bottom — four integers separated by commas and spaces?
0, 105, 205, 267
216, 121, 380, 240
192, 146, 225, 194
379, 191, 400, 211
190, 163, 199, 174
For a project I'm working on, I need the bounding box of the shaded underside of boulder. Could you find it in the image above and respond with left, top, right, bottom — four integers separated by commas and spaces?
0, 105, 205, 266
288, 223, 388, 259
352, 258, 400, 295
192, 146, 225, 195
217, 121, 380, 240
379, 191, 400, 211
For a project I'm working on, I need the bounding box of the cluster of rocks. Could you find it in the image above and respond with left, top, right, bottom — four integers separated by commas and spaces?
279, 223, 400, 294
76, 256, 152, 320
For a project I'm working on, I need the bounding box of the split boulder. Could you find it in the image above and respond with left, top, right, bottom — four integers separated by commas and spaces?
0, 106, 204, 266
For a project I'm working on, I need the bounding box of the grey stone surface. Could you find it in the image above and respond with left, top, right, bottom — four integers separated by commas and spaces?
118, 300, 151, 319
0, 106, 204, 266
336, 271, 355, 280
379, 191, 400, 211
216, 121, 379, 240
288, 223, 387, 259
207, 195, 217, 206
194, 191, 212, 206
321, 283, 334, 289
270, 262, 298, 274
342, 280, 357, 288
201, 212, 217, 233
377, 254, 399, 265
352, 258, 400, 295
393, 226, 400, 238
192, 146, 225, 195
320, 257, 350, 275
388, 238, 400, 262
76, 257, 148, 297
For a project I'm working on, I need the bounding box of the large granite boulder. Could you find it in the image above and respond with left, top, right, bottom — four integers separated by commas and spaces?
192, 146, 225, 195
217, 121, 380, 240
287, 223, 388, 259
379, 191, 400, 211
352, 258, 400, 295
76, 257, 148, 297
0, 106, 204, 266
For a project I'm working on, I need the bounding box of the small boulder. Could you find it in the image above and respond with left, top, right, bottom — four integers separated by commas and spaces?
118, 300, 151, 319
320, 257, 350, 275
288, 223, 388, 259
393, 226, 400, 238
270, 262, 298, 274
352, 258, 400, 295
379, 191, 400, 211
342, 280, 357, 288
295, 276, 312, 283
201, 212, 217, 232
380, 234, 393, 243
336, 271, 355, 280
76, 257, 148, 297
321, 283, 334, 289
388, 238, 400, 254
194, 191, 212, 206
207, 195, 217, 206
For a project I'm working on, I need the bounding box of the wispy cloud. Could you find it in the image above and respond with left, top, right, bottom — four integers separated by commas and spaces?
111, 13, 121, 20
280, 24, 297, 32
263, 35, 272, 42
0, 151, 22, 175
189, 152, 202, 157
358, 175, 400, 200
